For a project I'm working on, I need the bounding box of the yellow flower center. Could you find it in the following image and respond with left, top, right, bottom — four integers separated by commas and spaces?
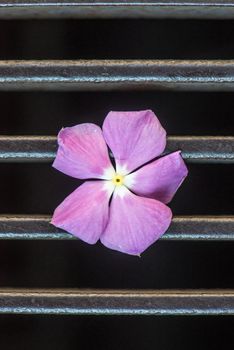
112, 174, 124, 186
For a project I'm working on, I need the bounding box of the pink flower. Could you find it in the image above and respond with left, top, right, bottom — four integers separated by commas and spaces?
51, 110, 188, 256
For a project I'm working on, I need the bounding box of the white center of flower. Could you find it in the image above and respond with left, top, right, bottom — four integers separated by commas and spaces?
112, 174, 124, 186
102, 169, 132, 198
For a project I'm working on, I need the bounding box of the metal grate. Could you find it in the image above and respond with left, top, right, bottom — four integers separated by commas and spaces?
0, 215, 234, 240
0, 2, 234, 349
1, 0, 234, 19
1, 60, 234, 90
0, 289, 234, 315
0, 135, 233, 162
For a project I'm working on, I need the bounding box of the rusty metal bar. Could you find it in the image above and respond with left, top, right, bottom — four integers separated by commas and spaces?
0, 215, 233, 240
0, 289, 233, 315
0, 60, 234, 91
0, 136, 233, 163
1, 1, 234, 19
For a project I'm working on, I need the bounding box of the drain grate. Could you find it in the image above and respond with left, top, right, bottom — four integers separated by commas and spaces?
0, 2, 234, 349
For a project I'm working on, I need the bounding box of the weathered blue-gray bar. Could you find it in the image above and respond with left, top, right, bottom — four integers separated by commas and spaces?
0, 215, 233, 240
0, 289, 233, 315
0, 136, 233, 163
1, 1, 234, 19
0, 60, 234, 90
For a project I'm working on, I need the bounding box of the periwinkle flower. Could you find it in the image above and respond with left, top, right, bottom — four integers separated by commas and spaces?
51, 110, 188, 256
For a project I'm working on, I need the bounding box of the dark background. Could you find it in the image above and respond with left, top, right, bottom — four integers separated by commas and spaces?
0, 18, 234, 349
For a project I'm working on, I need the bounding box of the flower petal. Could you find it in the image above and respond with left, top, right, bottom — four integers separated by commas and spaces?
124, 151, 188, 204
100, 186, 172, 255
53, 124, 115, 179
51, 181, 115, 244
102, 110, 166, 174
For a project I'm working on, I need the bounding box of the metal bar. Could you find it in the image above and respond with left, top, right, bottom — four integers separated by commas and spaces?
1, 1, 234, 19
1, 60, 234, 91
166, 136, 234, 163
0, 136, 233, 163
0, 289, 233, 315
0, 215, 233, 240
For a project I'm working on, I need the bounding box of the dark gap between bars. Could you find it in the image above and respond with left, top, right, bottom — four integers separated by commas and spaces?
0, 314, 233, 350
1, 19, 234, 59
0, 91, 234, 136
0, 163, 233, 215
0, 241, 233, 288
